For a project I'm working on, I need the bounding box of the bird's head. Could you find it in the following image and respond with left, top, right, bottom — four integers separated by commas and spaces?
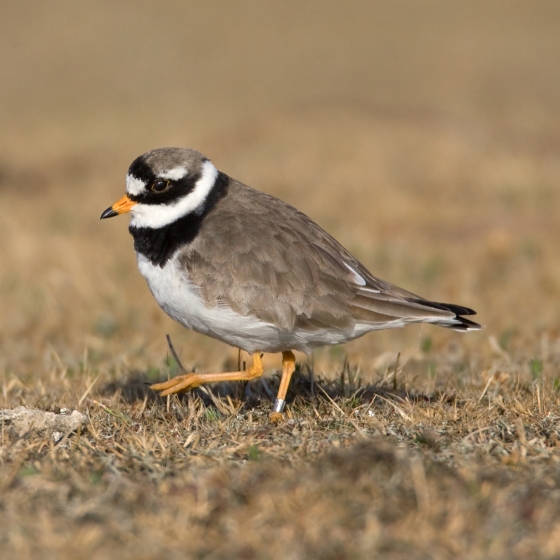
100, 147, 218, 228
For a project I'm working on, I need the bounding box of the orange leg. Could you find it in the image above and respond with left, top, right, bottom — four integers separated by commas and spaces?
269, 351, 296, 423
151, 352, 264, 396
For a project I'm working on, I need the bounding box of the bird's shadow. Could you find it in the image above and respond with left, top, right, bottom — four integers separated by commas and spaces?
99, 334, 453, 411
99, 364, 453, 412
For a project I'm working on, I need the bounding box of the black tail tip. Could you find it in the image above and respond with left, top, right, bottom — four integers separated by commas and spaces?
450, 316, 482, 331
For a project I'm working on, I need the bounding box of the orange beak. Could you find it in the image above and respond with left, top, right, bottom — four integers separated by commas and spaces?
100, 194, 137, 219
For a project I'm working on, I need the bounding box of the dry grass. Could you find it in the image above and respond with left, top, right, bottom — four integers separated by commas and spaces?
1, 1, 560, 558
2, 358, 560, 559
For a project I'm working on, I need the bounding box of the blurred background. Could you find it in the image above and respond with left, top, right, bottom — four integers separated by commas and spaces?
1, 0, 560, 387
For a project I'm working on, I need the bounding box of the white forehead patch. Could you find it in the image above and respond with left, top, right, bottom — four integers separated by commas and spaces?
129, 160, 218, 229
126, 175, 147, 196
158, 167, 189, 181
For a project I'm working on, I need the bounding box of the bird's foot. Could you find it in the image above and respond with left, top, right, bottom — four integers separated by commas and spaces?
150, 353, 264, 397
269, 411, 284, 423
269, 396, 286, 423
151, 373, 203, 396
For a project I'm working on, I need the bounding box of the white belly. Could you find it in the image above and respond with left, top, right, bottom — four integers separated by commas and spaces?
136, 253, 384, 354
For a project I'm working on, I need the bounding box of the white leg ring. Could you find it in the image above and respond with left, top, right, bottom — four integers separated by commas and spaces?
272, 399, 285, 413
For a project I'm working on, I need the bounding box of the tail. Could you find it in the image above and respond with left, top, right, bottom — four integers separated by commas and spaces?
410, 299, 482, 332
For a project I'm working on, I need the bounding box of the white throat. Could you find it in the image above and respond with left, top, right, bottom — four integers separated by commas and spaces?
129, 160, 218, 229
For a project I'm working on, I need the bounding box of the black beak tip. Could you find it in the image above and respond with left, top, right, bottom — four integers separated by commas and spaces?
100, 207, 118, 220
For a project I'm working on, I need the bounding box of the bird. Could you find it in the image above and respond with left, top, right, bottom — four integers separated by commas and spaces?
101, 147, 481, 421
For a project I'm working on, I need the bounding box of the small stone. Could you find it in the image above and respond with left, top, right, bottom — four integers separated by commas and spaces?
52, 431, 64, 443
0, 406, 88, 441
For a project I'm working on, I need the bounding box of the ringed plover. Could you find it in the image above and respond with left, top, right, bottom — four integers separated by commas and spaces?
101, 148, 481, 421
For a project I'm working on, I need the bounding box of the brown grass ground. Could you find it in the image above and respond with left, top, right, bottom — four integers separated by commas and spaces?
1, 1, 560, 558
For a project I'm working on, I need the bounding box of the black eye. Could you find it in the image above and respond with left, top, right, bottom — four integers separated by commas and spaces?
151, 180, 170, 193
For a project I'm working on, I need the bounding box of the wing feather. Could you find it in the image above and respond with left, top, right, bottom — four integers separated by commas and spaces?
178, 179, 481, 332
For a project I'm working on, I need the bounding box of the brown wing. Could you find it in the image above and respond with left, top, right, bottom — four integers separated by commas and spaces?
178, 179, 479, 332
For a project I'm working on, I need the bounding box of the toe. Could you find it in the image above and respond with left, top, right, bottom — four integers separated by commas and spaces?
151, 374, 190, 392
150, 380, 178, 391
269, 411, 284, 423
157, 375, 200, 396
